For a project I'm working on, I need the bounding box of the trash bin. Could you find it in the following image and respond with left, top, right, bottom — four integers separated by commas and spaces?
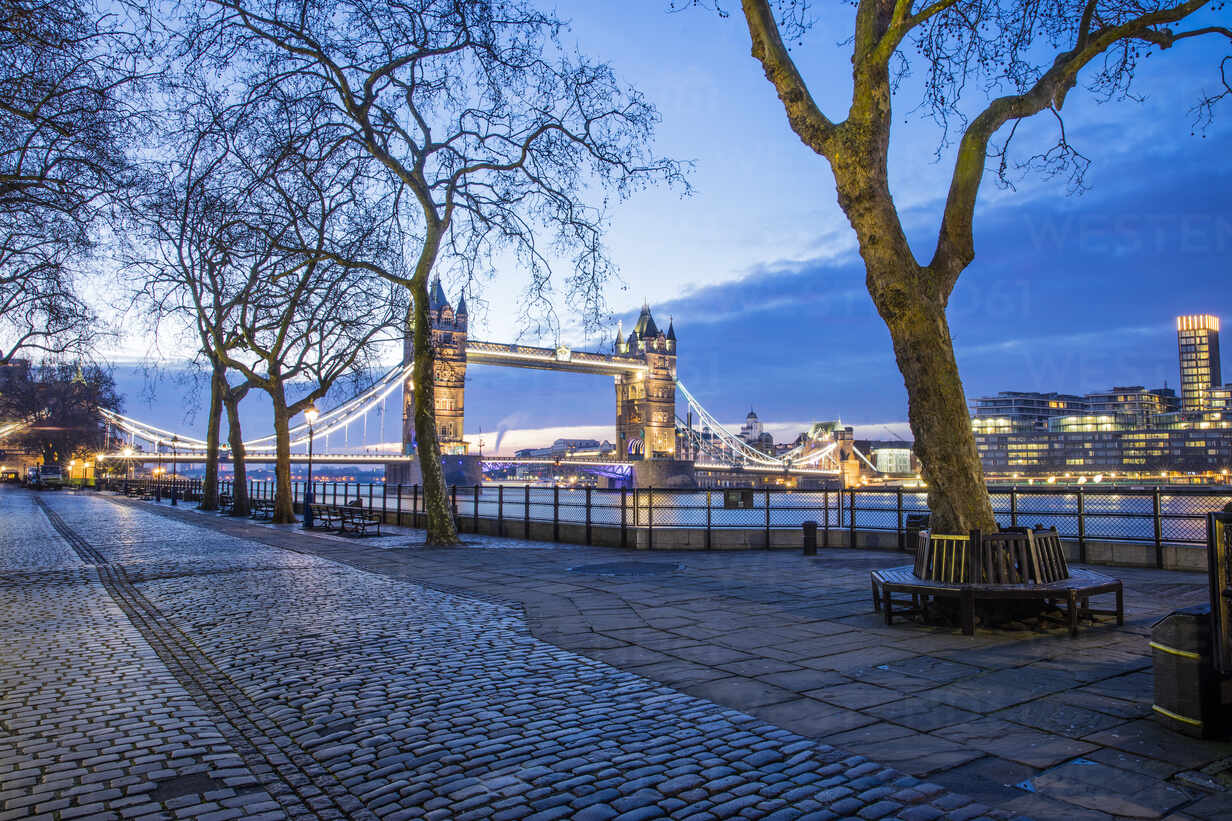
904, 513, 931, 553
802, 521, 818, 556
1151, 604, 1229, 739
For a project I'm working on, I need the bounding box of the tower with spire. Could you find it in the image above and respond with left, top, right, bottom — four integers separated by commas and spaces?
402, 277, 469, 455
614, 302, 678, 459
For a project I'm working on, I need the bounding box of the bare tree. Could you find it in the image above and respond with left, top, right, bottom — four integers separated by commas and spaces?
204, 121, 405, 524
130, 115, 262, 514
0, 0, 146, 361
716, 0, 1231, 533
186, 0, 686, 544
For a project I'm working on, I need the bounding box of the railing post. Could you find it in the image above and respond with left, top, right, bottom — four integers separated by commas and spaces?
474, 483, 480, 533
1077, 487, 1087, 563
823, 489, 830, 548
836, 487, 843, 546
368, 482, 373, 511
552, 485, 560, 542
497, 485, 504, 537
1010, 486, 1018, 529
620, 486, 628, 548
381, 481, 387, 519
765, 488, 772, 550
585, 487, 592, 545
896, 487, 904, 550
705, 490, 712, 551
396, 484, 403, 526
849, 489, 857, 548
1153, 488, 1164, 569
647, 486, 654, 550
524, 485, 531, 540
412, 484, 419, 528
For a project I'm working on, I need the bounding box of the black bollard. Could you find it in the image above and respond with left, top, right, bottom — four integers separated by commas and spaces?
802, 520, 819, 556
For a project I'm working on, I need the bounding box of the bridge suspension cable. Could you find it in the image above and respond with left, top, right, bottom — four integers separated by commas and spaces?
673, 380, 787, 468
100, 363, 412, 453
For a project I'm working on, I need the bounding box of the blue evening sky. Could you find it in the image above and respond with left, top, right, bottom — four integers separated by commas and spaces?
113, 2, 1232, 449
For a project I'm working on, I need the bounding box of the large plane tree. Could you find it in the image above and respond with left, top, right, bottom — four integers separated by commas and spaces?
186, 0, 684, 544
727, 0, 1230, 533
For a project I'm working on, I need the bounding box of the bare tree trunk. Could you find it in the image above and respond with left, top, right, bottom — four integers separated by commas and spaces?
200, 362, 224, 510
269, 385, 295, 524
410, 275, 459, 545
223, 388, 250, 517
876, 293, 997, 535
833, 147, 998, 537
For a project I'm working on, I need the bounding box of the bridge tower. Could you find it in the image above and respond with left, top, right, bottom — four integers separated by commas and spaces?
402, 278, 468, 455
614, 303, 677, 460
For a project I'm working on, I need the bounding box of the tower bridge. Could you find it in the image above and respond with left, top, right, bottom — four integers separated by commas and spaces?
404, 279, 680, 465
92, 279, 853, 486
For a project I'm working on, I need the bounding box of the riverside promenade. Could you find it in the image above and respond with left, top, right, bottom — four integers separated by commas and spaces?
3, 486, 1231, 820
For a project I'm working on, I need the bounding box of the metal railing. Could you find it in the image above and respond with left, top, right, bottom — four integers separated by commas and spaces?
100, 479, 1231, 566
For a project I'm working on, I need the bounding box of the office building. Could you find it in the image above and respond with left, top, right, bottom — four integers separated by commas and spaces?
970, 314, 1232, 481
1178, 314, 1222, 411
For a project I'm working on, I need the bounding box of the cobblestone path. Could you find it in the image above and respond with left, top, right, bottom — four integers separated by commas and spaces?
2, 487, 1009, 821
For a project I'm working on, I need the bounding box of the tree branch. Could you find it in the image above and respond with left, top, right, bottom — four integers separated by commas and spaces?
929, 0, 1210, 295
740, 0, 837, 156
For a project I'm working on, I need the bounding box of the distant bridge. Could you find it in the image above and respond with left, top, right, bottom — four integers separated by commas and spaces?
94, 302, 855, 479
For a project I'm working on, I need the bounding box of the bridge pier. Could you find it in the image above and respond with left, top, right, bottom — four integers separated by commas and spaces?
632, 459, 696, 489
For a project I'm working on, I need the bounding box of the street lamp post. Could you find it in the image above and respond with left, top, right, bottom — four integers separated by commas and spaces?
170, 435, 179, 506
155, 439, 162, 502
302, 404, 319, 529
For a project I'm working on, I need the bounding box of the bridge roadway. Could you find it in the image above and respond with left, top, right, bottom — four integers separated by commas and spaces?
465, 339, 648, 375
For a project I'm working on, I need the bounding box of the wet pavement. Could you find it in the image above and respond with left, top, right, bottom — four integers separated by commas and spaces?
3, 485, 1231, 820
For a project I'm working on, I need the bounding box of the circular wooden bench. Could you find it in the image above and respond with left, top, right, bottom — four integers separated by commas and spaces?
870, 528, 1124, 636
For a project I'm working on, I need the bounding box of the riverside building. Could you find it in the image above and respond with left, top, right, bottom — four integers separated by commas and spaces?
971, 315, 1232, 482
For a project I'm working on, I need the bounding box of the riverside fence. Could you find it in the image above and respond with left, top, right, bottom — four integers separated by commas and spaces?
101, 477, 1230, 567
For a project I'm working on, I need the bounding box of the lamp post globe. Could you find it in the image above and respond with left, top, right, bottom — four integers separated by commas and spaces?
170, 435, 179, 506
303, 405, 319, 529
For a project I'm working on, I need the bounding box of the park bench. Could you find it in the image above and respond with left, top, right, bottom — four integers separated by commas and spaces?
217, 493, 233, 513
308, 502, 345, 530
123, 483, 154, 501
250, 498, 275, 519
339, 500, 382, 536
871, 527, 1123, 637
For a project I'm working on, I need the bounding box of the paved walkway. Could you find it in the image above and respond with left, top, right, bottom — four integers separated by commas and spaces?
2, 487, 1230, 820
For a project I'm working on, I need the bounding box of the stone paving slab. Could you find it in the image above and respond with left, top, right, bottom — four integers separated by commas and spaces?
12, 486, 1232, 819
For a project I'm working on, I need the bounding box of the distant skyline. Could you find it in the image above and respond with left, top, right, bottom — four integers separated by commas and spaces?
101, 2, 1231, 445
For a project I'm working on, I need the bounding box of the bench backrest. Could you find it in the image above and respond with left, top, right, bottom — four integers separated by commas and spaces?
914, 531, 976, 583
974, 529, 1070, 584
1030, 527, 1069, 580
914, 527, 1070, 585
